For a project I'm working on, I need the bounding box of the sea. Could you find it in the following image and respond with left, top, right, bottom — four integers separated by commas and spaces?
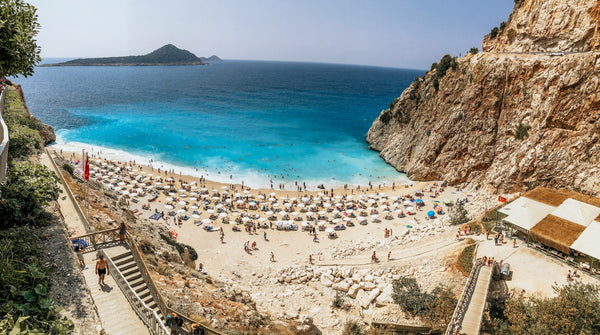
15, 59, 424, 189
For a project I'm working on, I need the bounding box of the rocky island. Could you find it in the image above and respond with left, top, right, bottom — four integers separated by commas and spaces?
42, 44, 219, 66
367, 0, 600, 196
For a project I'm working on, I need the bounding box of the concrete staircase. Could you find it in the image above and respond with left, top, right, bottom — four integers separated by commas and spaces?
82, 246, 151, 335
109, 250, 165, 324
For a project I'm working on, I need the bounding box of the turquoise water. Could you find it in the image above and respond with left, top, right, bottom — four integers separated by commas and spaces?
17, 60, 424, 188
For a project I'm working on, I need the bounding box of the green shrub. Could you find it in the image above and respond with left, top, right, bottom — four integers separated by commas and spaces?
450, 201, 470, 226
457, 242, 476, 274
7, 123, 43, 161
515, 122, 531, 140
62, 162, 74, 176
4, 108, 43, 131
469, 47, 479, 54
342, 321, 364, 335
499, 21, 507, 30
0, 161, 61, 227
490, 27, 499, 38
160, 233, 198, 261
392, 276, 457, 331
0, 241, 73, 334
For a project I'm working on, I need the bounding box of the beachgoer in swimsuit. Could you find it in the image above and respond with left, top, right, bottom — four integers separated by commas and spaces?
96, 254, 109, 285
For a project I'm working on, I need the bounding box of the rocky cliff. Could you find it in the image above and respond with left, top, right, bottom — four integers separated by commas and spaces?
367, 0, 600, 195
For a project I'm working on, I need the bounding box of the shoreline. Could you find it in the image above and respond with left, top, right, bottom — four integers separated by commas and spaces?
49, 138, 413, 192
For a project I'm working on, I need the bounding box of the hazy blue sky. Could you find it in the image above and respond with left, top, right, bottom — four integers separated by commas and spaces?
30, 0, 514, 69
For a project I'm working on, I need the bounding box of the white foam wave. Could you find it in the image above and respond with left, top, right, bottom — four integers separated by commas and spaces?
51, 134, 412, 190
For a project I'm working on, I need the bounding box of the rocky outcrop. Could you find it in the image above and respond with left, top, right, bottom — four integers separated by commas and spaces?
367, 0, 600, 195
483, 0, 600, 53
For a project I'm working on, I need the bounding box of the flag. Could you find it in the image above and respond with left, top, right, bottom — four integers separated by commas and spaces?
498, 196, 507, 203
84, 153, 89, 180
74, 149, 85, 178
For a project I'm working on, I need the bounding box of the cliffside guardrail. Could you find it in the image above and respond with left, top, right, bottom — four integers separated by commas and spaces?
101, 248, 170, 335
71, 228, 223, 334
125, 232, 224, 335
445, 243, 482, 335
0, 89, 9, 183
45, 148, 93, 233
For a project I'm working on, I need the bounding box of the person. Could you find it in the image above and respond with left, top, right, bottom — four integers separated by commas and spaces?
513, 239, 517, 248
371, 251, 377, 263
270, 252, 275, 262
74, 244, 85, 267
118, 222, 126, 243
95, 254, 109, 285
567, 270, 572, 281
198, 263, 203, 272
387, 251, 391, 261
264, 231, 267, 240
309, 254, 313, 264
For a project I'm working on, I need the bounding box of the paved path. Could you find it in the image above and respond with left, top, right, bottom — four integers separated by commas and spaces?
460, 266, 492, 335
42, 151, 150, 335
82, 245, 150, 335
41, 151, 88, 236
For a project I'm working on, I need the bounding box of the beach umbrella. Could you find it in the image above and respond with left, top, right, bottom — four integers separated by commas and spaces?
130, 193, 138, 197
178, 201, 186, 206
406, 206, 414, 211
169, 192, 176, 196
202, 218, 211, 224
190, 206, 199, 210
332, 219, 340, 224
427, 211, 435, 218
318, 221, 327, 226
177, 209, 186, 214
306, 211, 314, 216
165, 205, 174, 210
207, 209, 215, 214
192, 214, 201, 219
258, 218, 266, 222
219, 212, 227, 217
266, 211, 274, 215
292, 212, 300, 216
302, 221, 310, 226
190, 197, 197, 201
435, 205, 442, 211
278, 211, 287, 216
325, 228, 334, 233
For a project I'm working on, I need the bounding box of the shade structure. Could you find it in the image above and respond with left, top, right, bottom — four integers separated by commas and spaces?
529, 215, 586, 254
549, 199, 600, 228
498, 197, 554, 232
571, 220, 600, 259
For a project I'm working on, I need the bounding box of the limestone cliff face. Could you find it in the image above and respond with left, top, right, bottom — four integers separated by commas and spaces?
483, 0, 600, 53
367, 0, 600, 195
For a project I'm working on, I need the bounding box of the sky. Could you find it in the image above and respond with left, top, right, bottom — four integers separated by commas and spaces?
29, 0, 514, 70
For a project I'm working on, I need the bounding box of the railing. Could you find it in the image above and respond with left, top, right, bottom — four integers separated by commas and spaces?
45, 148, 93, 233
101, 249, 170, 335
445, 244, 483, 335
125, 232, 223, 335
71, 227, 120, 247
0, 88, 9, 183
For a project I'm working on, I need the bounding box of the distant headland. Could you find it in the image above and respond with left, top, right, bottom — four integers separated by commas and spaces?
41, 44, 222, 67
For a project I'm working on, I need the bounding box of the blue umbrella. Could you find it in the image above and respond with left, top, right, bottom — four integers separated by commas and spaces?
71, 238, 88, 247
427, 210, 435, 218
415, 199, 423, 204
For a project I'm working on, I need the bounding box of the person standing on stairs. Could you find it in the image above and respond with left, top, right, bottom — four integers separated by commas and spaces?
119, 222, 127, 243
95, 254, 109, 285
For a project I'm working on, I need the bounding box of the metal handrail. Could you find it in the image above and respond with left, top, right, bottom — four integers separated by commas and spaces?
126, 232, 224, 335
0, 88, 9, 183
101, 249, 170, 335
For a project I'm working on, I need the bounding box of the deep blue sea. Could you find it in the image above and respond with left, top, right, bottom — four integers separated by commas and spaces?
15, 59, 424, 189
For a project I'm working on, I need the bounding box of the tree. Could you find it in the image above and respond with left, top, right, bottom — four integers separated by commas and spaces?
0, 0, 41, 77
469, 47, 479, 54
490, 27, 500, 39
450, 201, 469, 225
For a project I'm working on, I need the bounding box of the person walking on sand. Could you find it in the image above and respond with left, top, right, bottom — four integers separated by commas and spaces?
309, 254, 313, 264
96, 254, 109, 285
387, 251, 391, 262
270, 252, 275, 262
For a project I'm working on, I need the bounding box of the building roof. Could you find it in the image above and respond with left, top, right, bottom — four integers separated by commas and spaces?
498, 197, 555, 232
571, 220, 600, 259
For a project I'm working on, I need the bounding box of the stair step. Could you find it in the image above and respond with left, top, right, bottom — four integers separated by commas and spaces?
118, 260, 138, 272
125, 272, 142, 283
130, 278, 146, 290
138, 288, 151, 300
111, 252, 131, 261
122, 267, 139, 277
114, 255, 134, 267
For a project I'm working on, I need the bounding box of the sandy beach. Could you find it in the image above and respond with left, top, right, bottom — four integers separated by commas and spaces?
53, 148, 487, 333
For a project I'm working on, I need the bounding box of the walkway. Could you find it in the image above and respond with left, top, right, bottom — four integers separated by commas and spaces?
82, 245, 150, 335
42, 150, 150, 335
41, 150, 88, 236
460, 265, 493, 335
